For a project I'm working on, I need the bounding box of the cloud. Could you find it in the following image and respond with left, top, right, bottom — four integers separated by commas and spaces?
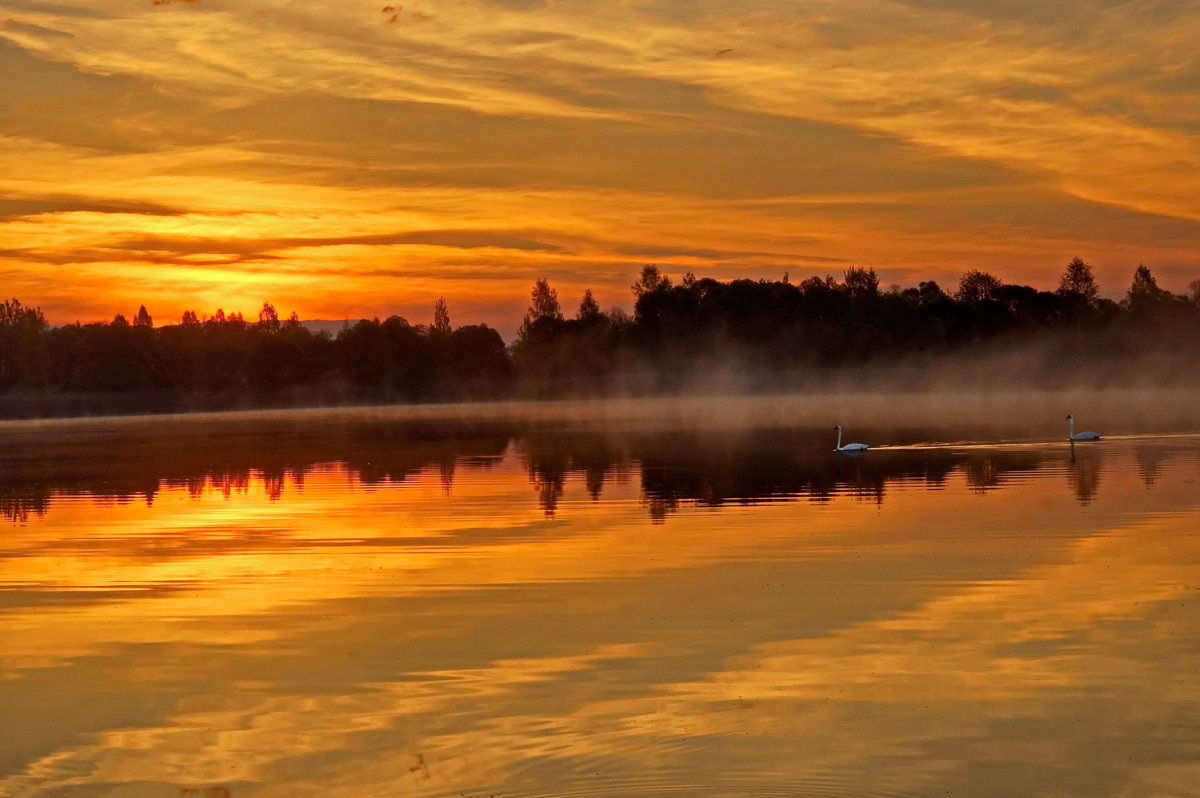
0, 40, 193, 152
343, 230, 563, 252
104, 229, 566, 259
1, 18, 73, 37
0, 196, 183, 221
615, 244, 848, 263
0, 0, 104, 17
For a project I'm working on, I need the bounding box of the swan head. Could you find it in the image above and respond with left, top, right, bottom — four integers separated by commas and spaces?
1066, 414, 1074, 420
833, 425, 842, 431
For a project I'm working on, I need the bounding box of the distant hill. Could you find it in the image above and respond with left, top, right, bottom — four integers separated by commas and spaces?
299, 319, 366, 336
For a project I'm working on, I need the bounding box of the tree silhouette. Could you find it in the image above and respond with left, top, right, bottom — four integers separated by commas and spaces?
433, 297, 451, 334
133, 305, 153, 327
631, 264, 671, 298
1128, 263, 1161, 295
798, 274, 839, 294
955, 270, 1002, 302
1125, 263, 1170, 315
918, 280, 947, 303
577, 289, 601, 321
1057, 256, 1098, 301
844, 266, 880, 298
447, 324, 509, 394
0, 298, 47, 389
180, 310, 199, 326
531, 280, 562, 321
258, 301, 280, 332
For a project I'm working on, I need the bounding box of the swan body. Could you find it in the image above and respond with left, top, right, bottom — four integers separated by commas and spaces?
1067, 414, 1101, 442
834, 425, 869, 452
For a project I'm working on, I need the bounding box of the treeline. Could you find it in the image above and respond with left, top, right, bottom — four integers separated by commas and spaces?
511, 259, 1200, 391
1, 258, 1199, 414
0, 298, 508, 410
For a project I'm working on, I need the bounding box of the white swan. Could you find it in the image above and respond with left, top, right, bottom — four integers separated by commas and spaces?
834, 425, 869, 452
1067, 414, 1101, 442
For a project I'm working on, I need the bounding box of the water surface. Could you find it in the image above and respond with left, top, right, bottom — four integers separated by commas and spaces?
2, 410, 1199, 797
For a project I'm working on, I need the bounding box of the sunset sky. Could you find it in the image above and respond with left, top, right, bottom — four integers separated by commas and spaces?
3, 0, 1200, 335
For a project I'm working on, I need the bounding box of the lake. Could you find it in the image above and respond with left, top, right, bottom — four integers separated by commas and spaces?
2, 401, 1199, 798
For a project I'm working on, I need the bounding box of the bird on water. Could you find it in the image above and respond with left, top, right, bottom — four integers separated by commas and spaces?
1067, 414, 1101, 442
834, 425, 869, 453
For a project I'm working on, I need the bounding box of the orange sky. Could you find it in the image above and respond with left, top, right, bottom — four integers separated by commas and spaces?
3, 0, 1200, 336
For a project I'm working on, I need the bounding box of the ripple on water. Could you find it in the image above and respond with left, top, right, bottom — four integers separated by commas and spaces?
491, 769, 941, 798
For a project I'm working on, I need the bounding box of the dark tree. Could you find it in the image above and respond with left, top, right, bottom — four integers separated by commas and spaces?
517, 279, 563, 345
1124, 263, 1170, 315
1128, 264, 1161, 295
577, 289, 601, 321
798, 274, 839, 294
955, 270, 1002, 302
1057, 257, 1098, 301
918, 280, 948, 303
446, 324, 509, 395
133, 305, 153, 327
631, 265, 671, 298
0, 298, 47, 389
433, 297, 451, 334
844, 266, 880, 298
258, 301, 280, 332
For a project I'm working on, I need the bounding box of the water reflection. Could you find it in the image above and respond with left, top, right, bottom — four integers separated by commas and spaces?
7, 419, 1188, 522
0, 418, 509, 524
1069, 446, 1104, 504
1135, 442, 1170, 487
2, 415, 1200, 798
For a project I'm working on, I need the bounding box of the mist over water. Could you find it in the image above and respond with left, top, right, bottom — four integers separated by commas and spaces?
7, 380, 1194, 440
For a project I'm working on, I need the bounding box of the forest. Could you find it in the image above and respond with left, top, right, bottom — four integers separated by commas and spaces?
1, 258, 1199, 417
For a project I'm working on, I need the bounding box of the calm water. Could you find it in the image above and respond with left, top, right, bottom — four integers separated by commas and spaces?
2, 408, 1199, 798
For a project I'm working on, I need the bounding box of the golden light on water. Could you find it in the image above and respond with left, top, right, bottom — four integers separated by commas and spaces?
2, 421, 1200, 796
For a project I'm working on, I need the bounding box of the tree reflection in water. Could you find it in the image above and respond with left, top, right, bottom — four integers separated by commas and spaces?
1, 415, 1171, 524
